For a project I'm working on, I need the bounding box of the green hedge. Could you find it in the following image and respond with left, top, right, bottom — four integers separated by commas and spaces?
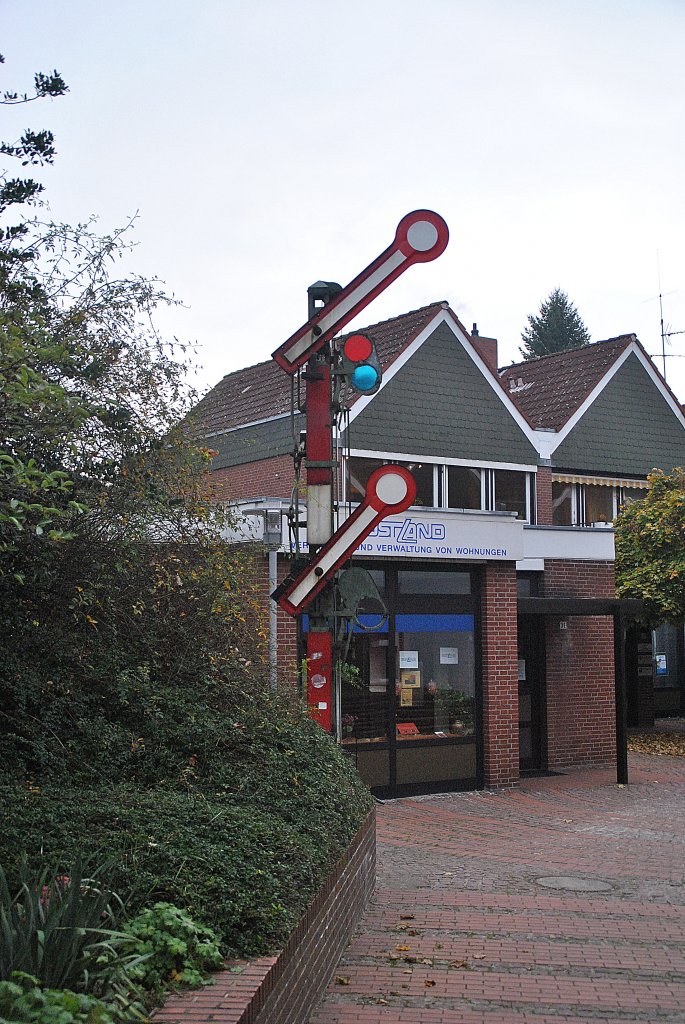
0, 707, 372, 958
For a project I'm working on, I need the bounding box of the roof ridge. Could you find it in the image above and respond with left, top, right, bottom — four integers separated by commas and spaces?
347, 299, 448, 336
501, 334, 634, 374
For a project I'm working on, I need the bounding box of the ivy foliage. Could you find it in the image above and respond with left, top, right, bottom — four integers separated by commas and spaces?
615, 467, 685, 624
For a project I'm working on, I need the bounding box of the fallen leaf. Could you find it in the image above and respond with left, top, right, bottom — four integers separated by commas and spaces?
628, 733, 685, 758
425, 979, 436, 987
402, 969, 412, 975
334, 976, 350, 986
450, 960, 469, 969
473, 953, 485, 960
400, 914, 415, 920
376, 998, 389, 1005
395, 944, 411, 951
420, 958, 434, 965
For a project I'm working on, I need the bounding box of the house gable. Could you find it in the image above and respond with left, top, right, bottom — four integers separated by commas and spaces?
346, 317, 538, 465
552, 351, 685, 475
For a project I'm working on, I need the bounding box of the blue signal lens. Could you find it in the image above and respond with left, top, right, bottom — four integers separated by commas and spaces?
351, 365, 379, 392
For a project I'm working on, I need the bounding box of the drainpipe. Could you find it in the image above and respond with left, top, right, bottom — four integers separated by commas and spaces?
263, 509, 283, 691
268, 547, 278, 690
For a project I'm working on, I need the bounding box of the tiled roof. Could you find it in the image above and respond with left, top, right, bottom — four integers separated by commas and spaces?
191, 301, 449, 436
499, 336, 637, 430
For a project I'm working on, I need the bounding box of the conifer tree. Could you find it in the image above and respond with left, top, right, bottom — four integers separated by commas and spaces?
520, 287, 591, 360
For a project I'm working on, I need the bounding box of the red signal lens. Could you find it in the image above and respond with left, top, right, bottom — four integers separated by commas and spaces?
343, 334, 373, 362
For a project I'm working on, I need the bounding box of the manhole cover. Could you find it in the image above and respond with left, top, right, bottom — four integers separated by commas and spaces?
536, 875, 613, 892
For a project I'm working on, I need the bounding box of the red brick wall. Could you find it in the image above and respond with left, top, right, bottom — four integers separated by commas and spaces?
542, 559, 617, 769
535, 466, 553, 525
544, 559, 615, 599
480, 563, 519, 787
211, 455, 295, 501
545, 615, 616, 769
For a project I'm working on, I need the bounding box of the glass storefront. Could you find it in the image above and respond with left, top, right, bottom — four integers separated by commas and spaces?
334, 565, 479, 797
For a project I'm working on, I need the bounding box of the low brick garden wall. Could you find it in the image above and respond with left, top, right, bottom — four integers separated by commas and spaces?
152, 806, 376, 1024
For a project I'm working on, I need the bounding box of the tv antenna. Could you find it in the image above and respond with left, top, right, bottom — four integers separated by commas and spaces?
646, 254, 684, 380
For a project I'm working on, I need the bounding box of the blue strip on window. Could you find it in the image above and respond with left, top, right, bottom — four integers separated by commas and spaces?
302, 614, 472, 634
354, 614, 389, 633
395, 613, 474, 633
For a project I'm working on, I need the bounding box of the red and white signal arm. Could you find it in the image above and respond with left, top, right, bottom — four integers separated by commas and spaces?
272, 211, 448, 375
276, 466, 416, 616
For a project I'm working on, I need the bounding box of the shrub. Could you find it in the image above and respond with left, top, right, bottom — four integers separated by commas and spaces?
0, 770, 370, 958
121, 903, 222, 994
0, 972, 119, 1024
0, 858, 143, 998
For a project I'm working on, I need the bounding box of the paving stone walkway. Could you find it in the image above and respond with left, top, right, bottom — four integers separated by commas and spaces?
309, 753, 685, 1023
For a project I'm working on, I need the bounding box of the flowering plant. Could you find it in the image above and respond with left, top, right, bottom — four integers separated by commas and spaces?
341, 714, 357, 728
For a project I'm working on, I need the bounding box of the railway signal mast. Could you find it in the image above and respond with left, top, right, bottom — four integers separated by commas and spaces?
271, 211, 448, 731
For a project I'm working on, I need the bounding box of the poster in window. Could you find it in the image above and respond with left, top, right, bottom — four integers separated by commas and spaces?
655, 654, 667, 675
400, 687, 414, 707
440, 647, 459, 665
400, 669, 421, 689
399, 650, 419, 669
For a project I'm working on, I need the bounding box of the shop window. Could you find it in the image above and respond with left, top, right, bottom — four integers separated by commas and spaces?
516, 573, 541, 597
446, 466, 482, 510
339, 629, 389, 746
395, 614, 476, 740
493, 469, 528, 520
552, 482, 573, 525
653, 624, 682, 690
398, 570, 471, 595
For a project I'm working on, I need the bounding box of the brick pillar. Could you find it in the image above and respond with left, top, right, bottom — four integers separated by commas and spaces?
481, 563, 519, 787
536, 464, 553, 525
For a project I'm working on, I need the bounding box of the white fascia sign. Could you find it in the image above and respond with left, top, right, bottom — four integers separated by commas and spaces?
286, 506, 525, 562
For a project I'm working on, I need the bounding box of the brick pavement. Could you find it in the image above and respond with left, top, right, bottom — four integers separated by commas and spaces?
309, 753, 685, 1023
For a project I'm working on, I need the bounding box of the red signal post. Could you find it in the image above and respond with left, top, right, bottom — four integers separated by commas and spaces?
271, 211, 448, 734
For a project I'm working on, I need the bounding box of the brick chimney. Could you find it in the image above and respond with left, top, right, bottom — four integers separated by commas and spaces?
470, 323, 498, 373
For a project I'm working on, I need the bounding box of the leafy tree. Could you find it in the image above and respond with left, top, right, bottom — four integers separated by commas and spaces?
520, 287, 591, 360
615, 467, 685, 624
0, 56, 268, 782
0, 53, 68, 246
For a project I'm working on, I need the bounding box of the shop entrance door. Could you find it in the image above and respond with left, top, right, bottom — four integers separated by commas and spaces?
517, 616, 546, 772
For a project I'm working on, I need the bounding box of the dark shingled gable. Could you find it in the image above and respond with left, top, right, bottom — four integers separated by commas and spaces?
347, 321, 538, 464
552, 352, 685, 476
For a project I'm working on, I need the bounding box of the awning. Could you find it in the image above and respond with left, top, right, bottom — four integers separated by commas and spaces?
552, 474, 648, 489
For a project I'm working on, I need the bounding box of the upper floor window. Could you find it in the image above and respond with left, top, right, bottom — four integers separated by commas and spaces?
347, 457, 435, 506
552, 478, 647, 526
446, 466, 481, 510
346, 456, 533, 521
490, 469, 529, 520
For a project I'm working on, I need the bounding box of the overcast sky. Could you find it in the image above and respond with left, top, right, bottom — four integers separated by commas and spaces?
5, 1, 685, 400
